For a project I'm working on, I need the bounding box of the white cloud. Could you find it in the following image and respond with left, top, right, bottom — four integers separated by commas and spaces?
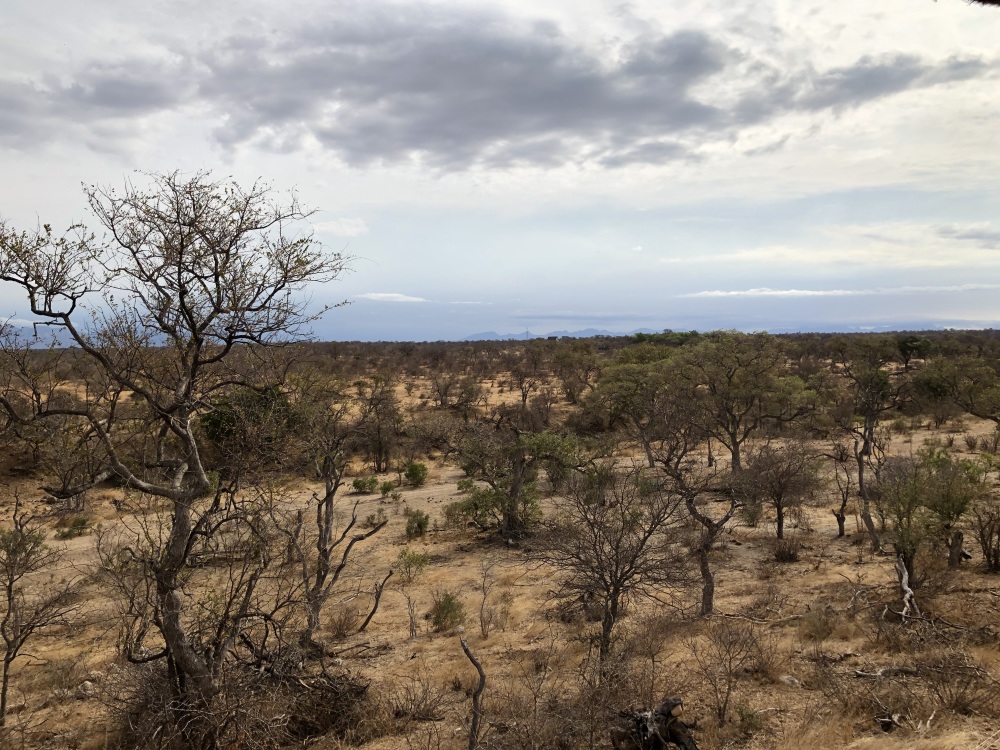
680, 284, 1000, 298
314, 218, 369, 237
355, 292, 428, 303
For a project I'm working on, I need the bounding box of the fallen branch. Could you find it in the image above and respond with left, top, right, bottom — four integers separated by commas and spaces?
854, 666, 919, 679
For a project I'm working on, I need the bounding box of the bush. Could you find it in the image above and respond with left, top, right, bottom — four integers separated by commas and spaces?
772, 538, 800, 563
404, 508, 430, 540
352, 476, 379, 494
396, 548, 430, 583
430, 590, 466, 632
364, 508, 388, 528
379, 481, 395, 498
55, 515, 91, 539
404, 462, 429, 487
972, 497, 1000, 572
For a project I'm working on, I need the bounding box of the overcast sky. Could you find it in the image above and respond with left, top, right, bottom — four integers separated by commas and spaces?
2, 0, 999, 341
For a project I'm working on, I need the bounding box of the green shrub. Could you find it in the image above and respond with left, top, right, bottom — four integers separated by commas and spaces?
430, 590, 466, 632
352, 476, 379, 494
380, 481, 396, 498
55, 515, 91, 539
396, 548, 430, 583
404, 508, 429, 540
405, 462, 429, 487
364, 508, 388, 528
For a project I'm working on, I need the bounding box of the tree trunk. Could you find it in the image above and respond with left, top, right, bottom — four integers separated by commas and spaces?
948, 529, 965, 568
0, 653, 12, 727
854, 445, 881, 551
697, 546, 715, 616
460, 638, 486, 750
729, 437, 742, 473
832, 508, 846, 538
599, 598, 619, 664
776, 504, 784, 540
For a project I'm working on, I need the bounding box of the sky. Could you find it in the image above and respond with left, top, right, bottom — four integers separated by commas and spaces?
2, 0, 1000, 341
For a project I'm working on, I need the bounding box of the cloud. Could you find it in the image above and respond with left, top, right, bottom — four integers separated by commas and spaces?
355, 292, 428, 303
314, 218, 369, 237
2, 3, 991, 167
934, 223, 1000, 247
681, 284, 1000, 298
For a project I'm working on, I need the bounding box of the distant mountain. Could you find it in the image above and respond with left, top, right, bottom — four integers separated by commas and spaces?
462, 327, 658, 341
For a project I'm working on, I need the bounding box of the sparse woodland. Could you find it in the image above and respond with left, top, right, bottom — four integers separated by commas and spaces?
0, 174, 999, 749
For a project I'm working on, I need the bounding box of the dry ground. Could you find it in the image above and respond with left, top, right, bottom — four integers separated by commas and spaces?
2, 414, 1000, 750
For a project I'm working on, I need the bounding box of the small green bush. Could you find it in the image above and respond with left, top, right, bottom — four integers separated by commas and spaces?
380, 480, 396, 498
55, 515, 91, 539
364, 508, 388, 528
353, 476, 379, 494
430, 590, 466, 632
396, 548, 430, 583
405, 462, 429, 487
404, 508, 430, 540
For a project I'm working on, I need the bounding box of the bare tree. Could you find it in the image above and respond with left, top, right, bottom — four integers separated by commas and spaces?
0, 171, 347, 743
687, 619, 760, 724
0, 497, 78, 727
539, 467, 689, 663
278, 375, 388, 647
734, 443, 820, 539
640, 364, 736, 617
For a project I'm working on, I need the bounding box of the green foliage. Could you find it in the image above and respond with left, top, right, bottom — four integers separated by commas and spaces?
452, 425, 577, 536
379, 480, 396, 498
396, 548, 430, 583
404, 508, 430, 540
446, 480, 539, 532
363, 508, 388, 528
352, 476, 379, 494
54, 515, 91, 539
201, 385, 296, 459
404, 462, 429, 487
876, 446, 985, 579
429, 590, 466, 632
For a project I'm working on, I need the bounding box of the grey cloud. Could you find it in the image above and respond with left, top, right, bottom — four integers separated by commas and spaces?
199, 12, 730, 167
935, 223, 1000, 247
193, 11, 994, 168
794, 54, 987, 112
1, 3, 993, 166
0, 58, 190, 149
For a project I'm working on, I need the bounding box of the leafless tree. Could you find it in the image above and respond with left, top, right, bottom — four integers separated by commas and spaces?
734, 443, 820, 539
539, 467, 689, 663
0, 171, 347, 744
0, 497, 79, 727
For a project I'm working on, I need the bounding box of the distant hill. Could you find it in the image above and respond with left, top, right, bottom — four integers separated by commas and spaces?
462, 327, 658, 341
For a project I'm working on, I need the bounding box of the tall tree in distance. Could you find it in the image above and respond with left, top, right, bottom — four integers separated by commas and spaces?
680, 332, 811, 472
833, 336, 909, 551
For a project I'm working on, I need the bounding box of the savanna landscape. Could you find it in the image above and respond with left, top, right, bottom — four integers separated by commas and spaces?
0, 173, 999, 750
